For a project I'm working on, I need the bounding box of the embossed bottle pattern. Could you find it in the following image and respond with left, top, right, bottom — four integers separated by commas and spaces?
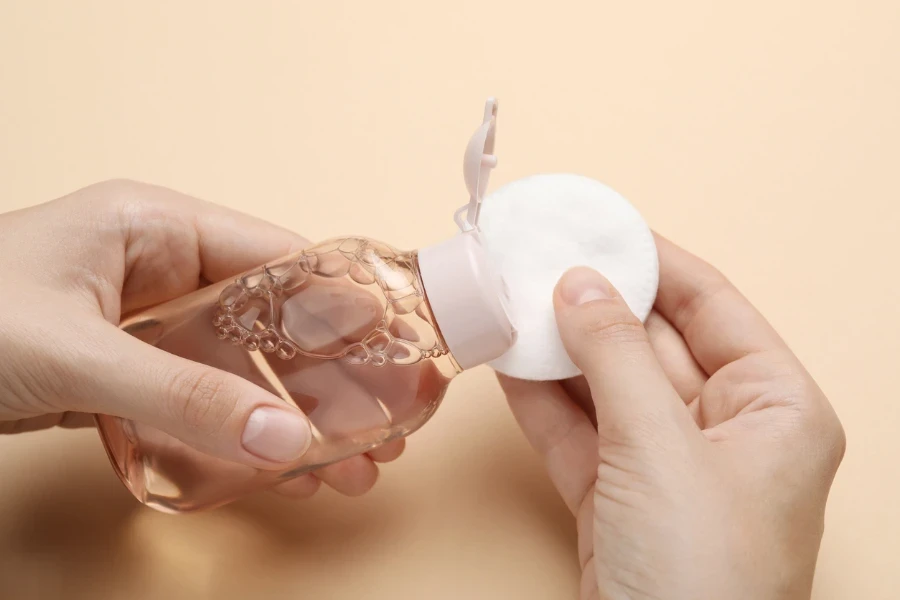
213, 237, 449, 367
96, 237, 460, 513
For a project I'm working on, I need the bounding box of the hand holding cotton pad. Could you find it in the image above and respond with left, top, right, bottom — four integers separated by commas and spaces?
478, 174, 659, 380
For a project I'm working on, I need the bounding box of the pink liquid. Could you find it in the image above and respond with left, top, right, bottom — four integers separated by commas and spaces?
96, 237, 459, 513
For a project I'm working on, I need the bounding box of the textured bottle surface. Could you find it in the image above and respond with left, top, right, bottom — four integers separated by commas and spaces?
96, 237, 459, 513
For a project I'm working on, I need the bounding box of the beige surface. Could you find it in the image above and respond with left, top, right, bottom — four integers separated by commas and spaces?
1, 1, 899, 598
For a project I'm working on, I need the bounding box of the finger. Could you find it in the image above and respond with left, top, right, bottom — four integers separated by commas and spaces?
367, 438, 405, 463
559, 377, 596, 425
499, 374, 598, 514
697, 349, 820, 431
108, 180, 310, 312
0, 414, 65, 434
191, 202, 308, 283
652, 233, 788, 374
272, 473, 322, 499
59, 411, 96, 428
700, 355, 846, 479
75, 324, 313, 470
554, 267, 698, 445
644, 310, 707, 403
314, 455, 380, 496
130, 277, 393, 448
568, 311, 709, 409
125, 236, 407, 477
0, 411, 96, 434
270, 271, 430, 467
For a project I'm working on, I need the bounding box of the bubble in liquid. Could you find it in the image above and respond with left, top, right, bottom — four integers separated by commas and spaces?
275, 341, 297, 360
219, 284, 248, 311
244, 334, 260, 351
233, 296, 273, 332
227, 327, 244, 344
386, 340, 415, 363
344, 344, 369, 365
258, 331, 278, 353
265, 258, 297, 278
374, 260, 414, 291
240, 271, 266, 290
364, 329, 391, 354
338, 238, 362, 257
388, 315, 421, 342
313, 251, 352, 278
348, 262, 376, 285
256, 275, 279, 293
214, 237, 448, 368
387, 292, 422, 315
276, 259, 310, 290
309, 239, 343, 254
355, 241, 387, 267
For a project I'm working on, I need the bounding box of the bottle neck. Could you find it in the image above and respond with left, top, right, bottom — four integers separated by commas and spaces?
416, 231, 515, 371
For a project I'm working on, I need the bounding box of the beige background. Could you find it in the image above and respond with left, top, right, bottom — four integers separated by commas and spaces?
1, 1, 898, 598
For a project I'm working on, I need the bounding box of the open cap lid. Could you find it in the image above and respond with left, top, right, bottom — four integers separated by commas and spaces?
454, 98, 498, 232
418, 98, 516, 370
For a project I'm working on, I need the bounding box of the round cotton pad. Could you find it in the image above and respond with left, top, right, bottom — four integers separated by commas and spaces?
479, 173, 659, 380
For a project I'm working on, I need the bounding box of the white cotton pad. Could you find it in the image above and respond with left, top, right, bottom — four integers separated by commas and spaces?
478, 173, 659, 381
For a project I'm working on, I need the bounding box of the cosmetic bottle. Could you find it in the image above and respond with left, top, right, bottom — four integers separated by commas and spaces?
96, 99, 515, 513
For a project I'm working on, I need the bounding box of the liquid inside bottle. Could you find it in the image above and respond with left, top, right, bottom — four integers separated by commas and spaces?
96, 237, 460, 513
97, 97, 513, 513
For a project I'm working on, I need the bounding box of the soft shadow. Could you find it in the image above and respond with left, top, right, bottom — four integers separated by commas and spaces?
472, 423, 579, 551
221, 483, 408, 553
0, 431, 405, 600
452, 380, 580, 557
0, 387, 578, 600
0, 434, 141, 599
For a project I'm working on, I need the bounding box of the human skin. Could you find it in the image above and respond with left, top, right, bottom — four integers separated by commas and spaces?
0, 180, 845, 597
500, 238, 845, 600
0, 179, 403, 498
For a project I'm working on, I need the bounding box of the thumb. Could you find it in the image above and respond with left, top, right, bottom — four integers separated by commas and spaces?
81, 327, 312, 469
554, 267, 696, 446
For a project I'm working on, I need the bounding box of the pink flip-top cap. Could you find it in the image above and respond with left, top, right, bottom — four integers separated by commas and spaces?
418, 99, 516, 370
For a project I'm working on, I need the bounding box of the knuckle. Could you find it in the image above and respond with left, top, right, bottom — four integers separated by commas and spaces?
750, 359, 846, 475
76, 179, 149, 209
779, 371, 819, 405
672, 271, 735, 329
822, 408, 847, 470
597, 407, 674, 449
90, 178, 147, 198
166, 368, 239, 435
0, 322, 81, 416
57, 180, 154, 234
577, 308, 648, 347
788, 374, 846, 473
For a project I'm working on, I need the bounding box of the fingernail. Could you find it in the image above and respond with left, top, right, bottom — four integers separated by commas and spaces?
559, 267, 612, 306
242, 406, 312, 462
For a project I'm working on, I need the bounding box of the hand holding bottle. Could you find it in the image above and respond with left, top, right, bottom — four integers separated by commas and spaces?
0, 180, 401, 499
500, 236, 845, 600
0, 102, 512, 513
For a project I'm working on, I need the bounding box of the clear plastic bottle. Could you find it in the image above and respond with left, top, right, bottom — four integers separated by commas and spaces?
95, 99, 515, 513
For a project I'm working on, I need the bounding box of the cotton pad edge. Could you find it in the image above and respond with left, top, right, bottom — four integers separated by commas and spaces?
479, 173, 660, 381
